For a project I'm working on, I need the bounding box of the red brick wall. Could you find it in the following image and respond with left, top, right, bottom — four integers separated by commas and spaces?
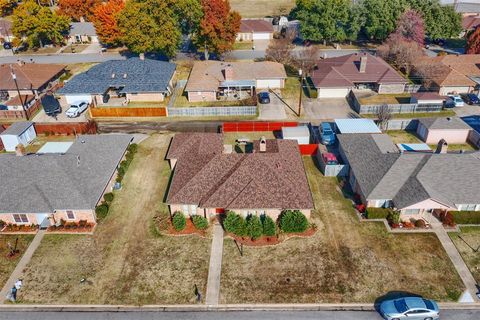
223, 121, 298, 132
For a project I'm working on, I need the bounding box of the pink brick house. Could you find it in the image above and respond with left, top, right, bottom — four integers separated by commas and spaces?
416, 117, 472, 144
165, 133, 313, 221
0, 134, 133, 228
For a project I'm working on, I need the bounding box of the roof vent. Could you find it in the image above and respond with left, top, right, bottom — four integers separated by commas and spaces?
111, 73, 115, 79
259, 137, 267, 152
123, 73, 127, 79
446, 117, 451, 121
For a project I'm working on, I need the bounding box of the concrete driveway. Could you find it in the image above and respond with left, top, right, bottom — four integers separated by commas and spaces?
453, 104, 480, 117
32, 106, 88, 123
253, 39, 271, 51
258, 92, 287, 120
302, 98, 359, 121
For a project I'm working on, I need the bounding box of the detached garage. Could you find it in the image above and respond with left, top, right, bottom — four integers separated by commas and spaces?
0, 121, 36, 152
417, 117, 472, 144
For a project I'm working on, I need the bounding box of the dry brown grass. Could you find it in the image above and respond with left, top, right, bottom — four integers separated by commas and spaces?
0, 235, 34, 288
230, 0, 295, 17
450, 227, 480, 283
17, 134, 212, 305
219, 157, 464, 303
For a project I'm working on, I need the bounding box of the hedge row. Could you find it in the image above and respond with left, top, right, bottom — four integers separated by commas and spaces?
450, 211, 480, 224
116, 143, 138, 183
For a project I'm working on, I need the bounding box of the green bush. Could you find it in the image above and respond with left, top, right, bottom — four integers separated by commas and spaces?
223, 211, 246, 236
246, 215, 263, 240
172, 212, 186, 231
261, 215, 276, 236
117, 166, 126, 177
278, 210, 309, 233
387, 211, 401, 225
366, 208, 393, 219
103, 192, 114, 203
450, 211, 480, 224
128, 143, 138, 153
192, 215, 208, 230
95, 204, 109, 220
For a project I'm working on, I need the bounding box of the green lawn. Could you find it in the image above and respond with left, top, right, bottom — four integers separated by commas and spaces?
234, 41, 254, 50
220, 157, 465, 303
61, 44, 90, 54
449, 227, 480, 283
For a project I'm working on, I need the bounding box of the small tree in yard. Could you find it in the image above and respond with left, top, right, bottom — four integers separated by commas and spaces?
377, 35, 424, 76
172, 211, 186, 231
265, 29, 296, 67
261, 215, 276, 236
278, 210, 309, 233
223, 211, 246, 236
246, 215, 263, 240
191, 215, 208, 230
376, 104, 392, 132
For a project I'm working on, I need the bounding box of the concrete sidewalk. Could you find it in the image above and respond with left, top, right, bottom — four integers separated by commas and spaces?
205, 224, 224, 305
0, 230, 45, 304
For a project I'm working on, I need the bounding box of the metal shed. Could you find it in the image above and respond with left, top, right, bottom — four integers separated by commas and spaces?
281, 126, 310, 145
334, 119, 381, 134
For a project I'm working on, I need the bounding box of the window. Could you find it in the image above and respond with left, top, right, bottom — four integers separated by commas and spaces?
461, 204, 477, 211
12, 214, 29, 223
403, 209, 420, 215
66, 211, 75, 220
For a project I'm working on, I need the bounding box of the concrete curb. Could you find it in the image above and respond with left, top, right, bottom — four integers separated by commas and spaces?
0, 303, 479, 312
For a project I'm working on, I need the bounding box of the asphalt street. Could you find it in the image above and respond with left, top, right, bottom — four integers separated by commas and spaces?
0, 310, 479, 320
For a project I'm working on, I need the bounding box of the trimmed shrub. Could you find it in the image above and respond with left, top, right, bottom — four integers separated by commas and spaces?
387, 211, 401, 225
261, 215, 276, 236
192, 215, 208, 230
246, 215, 263, 240
450, 211, 480, 225
223, 211, 246, 236
117, 166, 126, 178
128, 143, 138, 153
104, 192, 114, 203
439, 211, 455, 227
172, 212, 186, 231
95, 204, 109, 220
414, 219, 427, 228
278, 210, 309, 233
366, 208, 392, 219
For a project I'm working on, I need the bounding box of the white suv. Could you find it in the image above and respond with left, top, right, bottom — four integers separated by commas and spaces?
65, 101, 89, 118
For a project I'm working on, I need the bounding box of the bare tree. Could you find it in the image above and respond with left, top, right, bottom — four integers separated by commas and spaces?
377, 35, 424, 75
294, 45, 320, 75
265, 29, 296, 66
376, 104, 392, 132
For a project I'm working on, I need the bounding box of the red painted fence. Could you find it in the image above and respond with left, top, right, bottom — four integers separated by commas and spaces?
299, 144, 319, 156
1, 121, 97, 136
223, 121, 298, 132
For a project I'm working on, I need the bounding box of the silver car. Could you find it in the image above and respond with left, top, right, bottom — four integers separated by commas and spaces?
379, 297, 439, 320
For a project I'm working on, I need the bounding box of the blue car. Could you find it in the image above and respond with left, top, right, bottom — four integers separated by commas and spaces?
379, 297, 439, 320
320, 122, 336, 145
462, 93, 480, 105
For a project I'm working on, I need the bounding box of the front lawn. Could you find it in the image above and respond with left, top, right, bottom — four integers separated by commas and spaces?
0, 235, 34, 288
449, 227, 480, 283
220, 157, 465, 303
17, 134, 212, 304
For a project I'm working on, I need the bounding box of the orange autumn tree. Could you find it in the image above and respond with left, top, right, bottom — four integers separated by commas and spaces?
57, 0, 101, 22
92, 0, 125, 46
466, 25, 480, 54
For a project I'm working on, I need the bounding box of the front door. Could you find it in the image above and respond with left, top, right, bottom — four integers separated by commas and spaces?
36, 213, 50, 229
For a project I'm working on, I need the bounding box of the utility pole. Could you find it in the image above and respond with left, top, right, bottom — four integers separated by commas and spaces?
298, 67, 303, 117
10, 65, 28, 120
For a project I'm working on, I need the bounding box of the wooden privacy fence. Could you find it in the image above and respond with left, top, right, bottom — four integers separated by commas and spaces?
0, 100, 41, 120
298, 144, 318, 156
223, 121, 298, 132
34, 121, 97, 135
90, 107, 167, 118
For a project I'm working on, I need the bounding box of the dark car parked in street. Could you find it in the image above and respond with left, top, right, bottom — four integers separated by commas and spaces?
258, 92, 270, 104
461, 93, 480, 105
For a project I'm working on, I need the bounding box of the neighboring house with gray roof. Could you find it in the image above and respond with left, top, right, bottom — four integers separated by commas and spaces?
68, 22, 98, 44
0, 134, 132, 227
338, 133, 480, 219
166, 133, 314, 221
57, 58, 176, 106
416, 117, 472, 144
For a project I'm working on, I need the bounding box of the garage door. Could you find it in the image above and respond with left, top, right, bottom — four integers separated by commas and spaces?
253, 33, 271, 40
318, 88, 350, 98
65, 95, 92, 105
257, 79, 282, 89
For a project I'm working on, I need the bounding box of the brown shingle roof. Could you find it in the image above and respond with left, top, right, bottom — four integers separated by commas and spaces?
166, 134, 314, 210
185, 61, 287, 92
414, 54, 480, 87
0, 63, 66, 91
311, 53, 407, 88
240, 19, 274, 33
462, 15, 480, 30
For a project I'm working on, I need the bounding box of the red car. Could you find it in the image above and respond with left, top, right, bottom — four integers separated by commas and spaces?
322, 152, 338, 165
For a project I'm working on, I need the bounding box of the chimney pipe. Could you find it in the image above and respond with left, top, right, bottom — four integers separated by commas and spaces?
359, 54, 367, 73
139, 53, 145, 60
435, 139, 448, 154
